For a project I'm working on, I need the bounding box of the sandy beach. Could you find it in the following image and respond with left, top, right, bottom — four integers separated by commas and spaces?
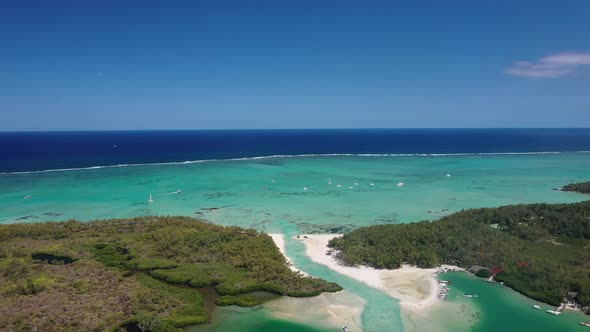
294, 234, 463, 314
268, 233, 363, 330
268, 233, 307, 276
265, 290, 366, 332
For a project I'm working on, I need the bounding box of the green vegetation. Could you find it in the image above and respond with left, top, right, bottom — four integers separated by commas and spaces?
0, 216, 341, 331
329, 200, 590, 309
215, 295, 260, 307
563, 181, 590, 194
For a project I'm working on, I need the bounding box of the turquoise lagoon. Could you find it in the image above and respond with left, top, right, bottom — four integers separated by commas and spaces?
1, 153, 589, 331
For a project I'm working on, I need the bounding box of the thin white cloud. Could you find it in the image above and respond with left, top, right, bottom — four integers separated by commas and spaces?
505, 51, 590, 78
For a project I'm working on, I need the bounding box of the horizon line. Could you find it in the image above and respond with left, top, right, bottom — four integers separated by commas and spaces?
2, 127, 590, 133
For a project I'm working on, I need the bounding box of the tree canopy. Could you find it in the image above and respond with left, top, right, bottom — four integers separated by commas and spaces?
329, 200, 590, 308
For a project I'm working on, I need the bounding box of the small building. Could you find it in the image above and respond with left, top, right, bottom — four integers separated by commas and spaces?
566, 291, 579, 308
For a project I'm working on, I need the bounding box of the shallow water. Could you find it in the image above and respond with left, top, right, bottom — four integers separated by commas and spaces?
1, 154, 589, 331
437, 271, 590, 332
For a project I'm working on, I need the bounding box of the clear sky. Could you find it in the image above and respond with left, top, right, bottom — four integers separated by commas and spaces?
1, 1, 589, 130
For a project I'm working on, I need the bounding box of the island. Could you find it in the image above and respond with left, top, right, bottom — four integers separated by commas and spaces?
328, 200, 590, 312
562, 181, 590, 194
0, 216, 341, 331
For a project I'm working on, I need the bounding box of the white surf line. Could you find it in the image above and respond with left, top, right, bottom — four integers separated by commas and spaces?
2, 151, 589, 175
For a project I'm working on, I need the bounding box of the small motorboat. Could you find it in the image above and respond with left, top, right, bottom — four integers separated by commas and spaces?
532, 305, 542, 310
580, 322, 590, 327
546, 310, 561, 316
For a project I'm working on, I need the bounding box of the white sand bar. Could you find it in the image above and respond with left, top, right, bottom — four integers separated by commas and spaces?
296, 234, 463, 314
265, 290, 365, 332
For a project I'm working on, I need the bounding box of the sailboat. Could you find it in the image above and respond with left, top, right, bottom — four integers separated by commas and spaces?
328, 178, 332, 185
148, 193, 153, 204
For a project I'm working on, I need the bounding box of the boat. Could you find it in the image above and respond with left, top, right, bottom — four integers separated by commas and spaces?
148, 194, 153, 204
303, 187, 308, 191
341, 326, 349, 332
24, 195, 32, 199
463, 294, 478, 298
328, 178, 332, 185
532, 305, 542, 310
396, 182, 405, 187
546, 310, 561, 316
369, 183, 374, 186
580, 322, 590, 327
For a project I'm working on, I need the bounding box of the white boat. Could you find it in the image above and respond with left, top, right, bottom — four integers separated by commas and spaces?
336, 184, 342, 188
396, 182, 405, 187
546, 310, 561, 316
446, 174, 451, 177
369, 183, 374, 186
328, 178, 332, 185
303, 187, 308, 191
148, 194, 153, 204
532, 305, 542, 310
580, 322, 590, 327
463, 294, 478, 298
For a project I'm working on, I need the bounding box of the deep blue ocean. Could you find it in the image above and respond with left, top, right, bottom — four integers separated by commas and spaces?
1, 128, 590, 173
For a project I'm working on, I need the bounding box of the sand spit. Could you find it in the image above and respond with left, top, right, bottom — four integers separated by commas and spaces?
296, 234, 463, 314
268, 233, 307, 276
265, 290, 366, 332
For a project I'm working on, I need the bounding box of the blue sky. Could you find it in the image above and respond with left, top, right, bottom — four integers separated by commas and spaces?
1, 1, 589, 130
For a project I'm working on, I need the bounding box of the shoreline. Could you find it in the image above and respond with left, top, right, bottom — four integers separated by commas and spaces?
267, 233, 363, 331
294, 234, 463, 314
268, 233, 307, 276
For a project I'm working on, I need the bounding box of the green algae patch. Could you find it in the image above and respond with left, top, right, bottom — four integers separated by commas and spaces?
127, 258, 179, 270
215, 295, 260, 307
